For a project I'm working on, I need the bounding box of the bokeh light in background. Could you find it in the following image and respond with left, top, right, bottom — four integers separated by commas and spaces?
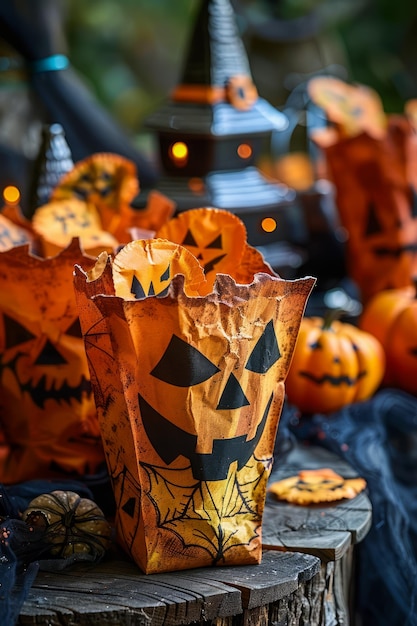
3, 185, 20, 205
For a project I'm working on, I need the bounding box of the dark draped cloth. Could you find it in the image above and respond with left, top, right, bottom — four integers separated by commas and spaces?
278, 389, 417, 626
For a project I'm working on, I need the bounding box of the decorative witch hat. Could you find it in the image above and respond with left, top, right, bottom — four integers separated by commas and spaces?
27, 123, 74, 218
144, 0, 294, 223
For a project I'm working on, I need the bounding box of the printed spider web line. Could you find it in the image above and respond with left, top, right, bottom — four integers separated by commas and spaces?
141, 457, 267, 562
83, 316, 115, 408
107, 449, 143, 551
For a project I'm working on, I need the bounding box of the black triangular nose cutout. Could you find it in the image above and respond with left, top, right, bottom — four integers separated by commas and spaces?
216, 372, 250, 410
35, 339, 68, 365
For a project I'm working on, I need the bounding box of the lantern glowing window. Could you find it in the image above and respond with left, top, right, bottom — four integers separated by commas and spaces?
261, 217, 277, 233
237, 143, 252, 159
169, 142, 188, 167
3, 185, 20, 205
188, 178, 205, 194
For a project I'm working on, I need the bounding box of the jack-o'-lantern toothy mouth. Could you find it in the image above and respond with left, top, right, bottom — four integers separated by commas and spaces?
138, 391, 273, 481
1, 312, 92, 409
299, 370, 366, 387
372, 243, 417, 257
0, 351, 92, 409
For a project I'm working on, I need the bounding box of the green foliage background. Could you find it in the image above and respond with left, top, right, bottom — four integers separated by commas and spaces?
64, 0, 417, 146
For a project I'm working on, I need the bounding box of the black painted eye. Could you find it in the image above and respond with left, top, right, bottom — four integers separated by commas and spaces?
2, 313, 36, 349
205, 234, 222, 249
65, 318, 82, 338
246, 320, 281, 374
182, 229, 198, 247
131, 263, 171, 299
151, 335, 220, 386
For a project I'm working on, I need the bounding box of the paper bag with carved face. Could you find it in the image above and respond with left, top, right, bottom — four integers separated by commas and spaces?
309, 77, 417, 303
0, 239, 105, 484
74, 239, 315, 574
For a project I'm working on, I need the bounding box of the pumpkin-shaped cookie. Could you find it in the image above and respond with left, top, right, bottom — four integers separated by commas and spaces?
23, 490, 112, 559
268, 468, 366, 504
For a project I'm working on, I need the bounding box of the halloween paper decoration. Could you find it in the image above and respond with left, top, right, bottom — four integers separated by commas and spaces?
155, 207, 276, 294
51, 153, 175, 242
268, 468, 367, 505
285, 313, 385, 414
309, 77, 417, 303
74, 239, 315, 573
308, 76, 387, 140
22, 490, 112, 559
0, 213, 33, 251
359, 285, 417, 396
0, 239, 105, 484
32, 199, 119, 258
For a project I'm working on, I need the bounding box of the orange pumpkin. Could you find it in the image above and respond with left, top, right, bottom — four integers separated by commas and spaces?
359, 285, 417, 395
285, 313, 385, 414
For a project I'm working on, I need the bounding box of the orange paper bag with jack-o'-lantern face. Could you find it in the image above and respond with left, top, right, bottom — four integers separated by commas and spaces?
74, 239, 315, 574
308, 77, 417, 303
156, 207, 276, 293
313, 117, 417, 303
0, 239, 105, 484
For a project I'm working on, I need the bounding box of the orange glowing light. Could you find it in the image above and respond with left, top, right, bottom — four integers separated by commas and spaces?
170, 142, 188, 166
237, 143, 252, 159
188, 177, 205, 193
3, 185, 20, 205
261, 217, 277, 233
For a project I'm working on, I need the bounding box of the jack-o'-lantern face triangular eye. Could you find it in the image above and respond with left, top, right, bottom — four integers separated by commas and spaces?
65, 318, 83, 338
3, 313, 36, 349
151, 335, 220, 387
130, 263, 171, 299
182, 229, 198, 247
246, 320, 281, 374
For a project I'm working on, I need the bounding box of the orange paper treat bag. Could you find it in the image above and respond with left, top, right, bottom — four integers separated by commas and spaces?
0, 239, 105, 484
74, 239, 315, 574
155, 207, 276, 294
309, 77, 417, 303
52, 152, 175, 243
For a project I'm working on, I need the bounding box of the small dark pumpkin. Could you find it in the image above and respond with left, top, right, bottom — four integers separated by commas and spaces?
22, 490, 112, 559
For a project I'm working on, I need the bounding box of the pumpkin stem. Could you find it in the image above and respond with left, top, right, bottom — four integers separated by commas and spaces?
322, 308, 342, 330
